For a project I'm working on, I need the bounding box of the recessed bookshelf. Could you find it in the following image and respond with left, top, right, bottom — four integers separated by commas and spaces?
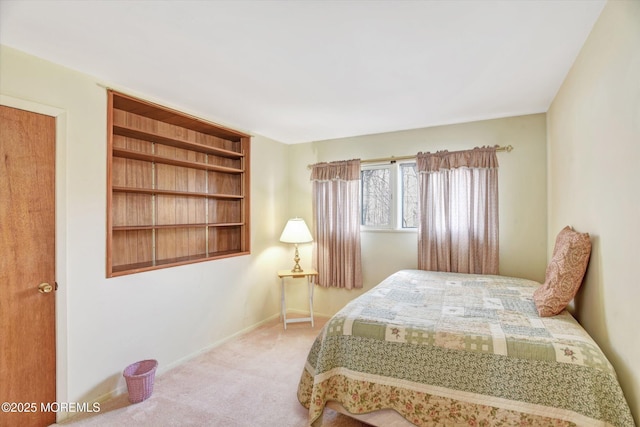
106, 90, 250, 277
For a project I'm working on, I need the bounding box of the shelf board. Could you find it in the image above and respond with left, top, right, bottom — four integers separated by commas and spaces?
113, 124, 244, 159
113, 222, 244, 231
111, 250, 250, 276
112, 186, 243, 199
112, 93, 250, 142
113, 147, 243, 173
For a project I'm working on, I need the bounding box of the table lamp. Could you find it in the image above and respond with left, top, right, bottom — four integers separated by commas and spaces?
279, 218, 313, 273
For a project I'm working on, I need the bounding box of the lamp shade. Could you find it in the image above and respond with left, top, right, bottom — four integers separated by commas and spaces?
279, 218, 313, 244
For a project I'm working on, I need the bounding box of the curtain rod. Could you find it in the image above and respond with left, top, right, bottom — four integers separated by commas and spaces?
308, 144, 513, 168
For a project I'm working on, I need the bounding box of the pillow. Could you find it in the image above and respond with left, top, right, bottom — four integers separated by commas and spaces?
533, 226, 592, 317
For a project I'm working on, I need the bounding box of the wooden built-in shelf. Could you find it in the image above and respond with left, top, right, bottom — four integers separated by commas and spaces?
111, 249, 243, 275
112, 186, 243, 199
113, 124, 244, 159
106, 90, 251, 277
112, 148, 243, 173
113, 222, 245, 231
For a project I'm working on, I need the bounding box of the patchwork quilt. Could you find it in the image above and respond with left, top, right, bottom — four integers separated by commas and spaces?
298, 269, 635, 426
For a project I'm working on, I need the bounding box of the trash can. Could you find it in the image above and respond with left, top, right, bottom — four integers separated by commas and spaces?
123, 359, 158, 403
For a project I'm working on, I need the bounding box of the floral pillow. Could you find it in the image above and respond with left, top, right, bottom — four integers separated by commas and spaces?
533, 226, 592, 317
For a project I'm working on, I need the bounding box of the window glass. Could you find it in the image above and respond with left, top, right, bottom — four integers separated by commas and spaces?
361, 166, 392, 227
401, 163, 418, 228
360, 162, 417, 230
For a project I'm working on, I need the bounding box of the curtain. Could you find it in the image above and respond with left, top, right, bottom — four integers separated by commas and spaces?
417, 146, 499, 274
310, 159, 363, 289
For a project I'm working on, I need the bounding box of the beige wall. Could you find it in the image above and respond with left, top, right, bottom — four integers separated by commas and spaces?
547, 1, 640, 423
0, 45, 290, 418
287, 114, 548, 316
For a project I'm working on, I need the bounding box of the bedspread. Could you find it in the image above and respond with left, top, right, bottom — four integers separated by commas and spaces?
297, 269, 635, 426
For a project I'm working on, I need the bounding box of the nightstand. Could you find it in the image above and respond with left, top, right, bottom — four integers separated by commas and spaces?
277, 268, 318, 329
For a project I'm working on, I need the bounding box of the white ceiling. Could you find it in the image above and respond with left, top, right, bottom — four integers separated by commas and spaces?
0, 0, 605, 144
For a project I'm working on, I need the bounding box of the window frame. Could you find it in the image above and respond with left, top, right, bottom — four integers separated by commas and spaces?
360, 163, 396, 230
360, 160, 417, 232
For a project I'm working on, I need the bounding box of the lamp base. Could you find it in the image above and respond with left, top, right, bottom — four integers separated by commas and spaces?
291, 244, 304, 273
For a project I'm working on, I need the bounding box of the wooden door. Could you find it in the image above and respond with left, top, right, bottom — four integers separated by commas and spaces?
0, 105, 56, 427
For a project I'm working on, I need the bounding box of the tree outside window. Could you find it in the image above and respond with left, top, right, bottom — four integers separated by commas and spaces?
361, 162, 417, 230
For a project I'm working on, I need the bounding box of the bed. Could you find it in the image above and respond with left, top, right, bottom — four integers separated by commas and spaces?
297, 269, 635, 427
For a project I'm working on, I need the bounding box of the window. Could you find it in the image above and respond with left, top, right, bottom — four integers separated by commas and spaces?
360, 162, 417, 230
400, 163, 418, 228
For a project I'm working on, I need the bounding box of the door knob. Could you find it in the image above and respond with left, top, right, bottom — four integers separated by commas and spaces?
38, 282, 53, 294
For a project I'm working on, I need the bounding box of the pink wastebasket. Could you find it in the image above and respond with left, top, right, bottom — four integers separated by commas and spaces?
123, 359, 158, 403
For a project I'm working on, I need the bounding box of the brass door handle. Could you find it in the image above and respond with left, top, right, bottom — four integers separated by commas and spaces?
38, 282, 53, 294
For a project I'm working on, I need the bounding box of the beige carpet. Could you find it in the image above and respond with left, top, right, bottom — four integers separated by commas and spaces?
57, 317, 370, 427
